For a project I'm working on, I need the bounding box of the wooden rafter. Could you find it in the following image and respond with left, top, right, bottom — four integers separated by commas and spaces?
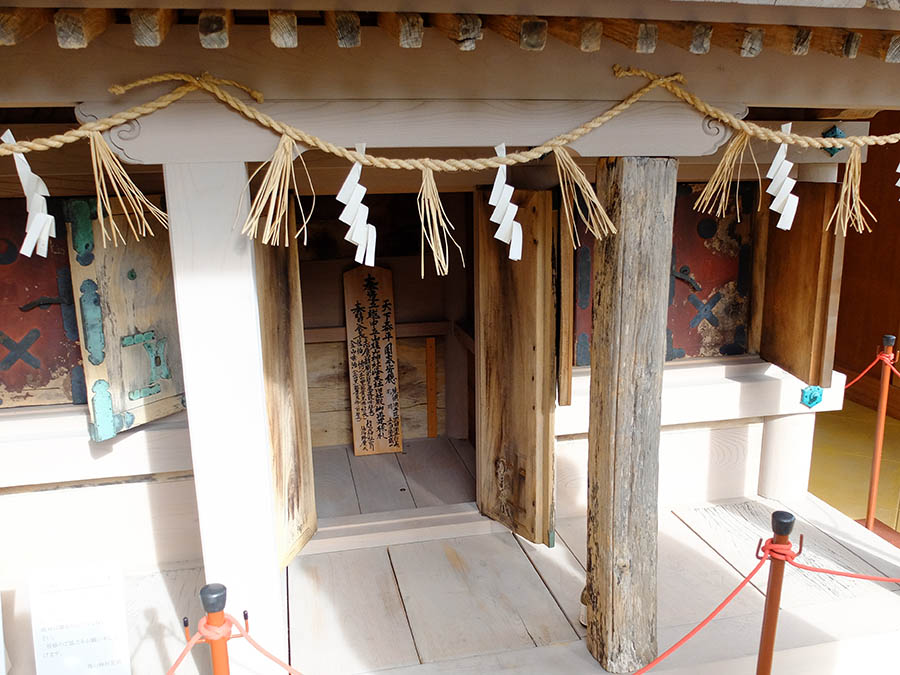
602, 18, 658, 54
54, 8, 112, 49
0, 7, 892, 64
324, 10, 360, 48
547, 17, 603, 53
268, 10, 298, 48
431, 13, 482, 51
0, 7, 52, 46
378, 12, 424, 48
129, 9, 175, 48
484, 15, 548, 51
655, 21, 712, 55
198, 9, 231, 49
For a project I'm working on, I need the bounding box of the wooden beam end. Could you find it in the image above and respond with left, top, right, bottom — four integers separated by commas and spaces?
198, 9, 232, 49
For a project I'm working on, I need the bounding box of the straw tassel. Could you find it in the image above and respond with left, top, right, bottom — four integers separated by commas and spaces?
827, 145, 874, 235
553, 146, 615, 246
242, 134, 314, 246
417, 168, 464, 278
89, 131, 167, 247
694, 130, 760, 220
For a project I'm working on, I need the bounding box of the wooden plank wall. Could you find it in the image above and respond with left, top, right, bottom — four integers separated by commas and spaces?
474, 190, 556, 546
255, 235, 317, 566
306, 337, 446, 447
759, 182, 844, 388
834, 110, 900, 414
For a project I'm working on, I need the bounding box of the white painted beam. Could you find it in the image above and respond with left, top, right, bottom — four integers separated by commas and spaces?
163, 161, 286, 672
77, 99, 741, 164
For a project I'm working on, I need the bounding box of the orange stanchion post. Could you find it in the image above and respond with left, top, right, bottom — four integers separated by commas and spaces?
865, 334, 896, 531
200, 583, 231, 675
756, 511, 794, 675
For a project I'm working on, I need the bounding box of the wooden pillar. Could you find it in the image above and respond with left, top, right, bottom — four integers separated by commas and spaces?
164, 162, 286, 672
587, 157, 677, 672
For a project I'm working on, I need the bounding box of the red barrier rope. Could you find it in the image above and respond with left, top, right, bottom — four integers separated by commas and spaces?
845, 351, 900, 390
167, 613, 304, 675
168, 535, 900, 675
632, 536, 900, 674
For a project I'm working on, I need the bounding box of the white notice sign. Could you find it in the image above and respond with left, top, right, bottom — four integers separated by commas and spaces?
30, 564, 131, 674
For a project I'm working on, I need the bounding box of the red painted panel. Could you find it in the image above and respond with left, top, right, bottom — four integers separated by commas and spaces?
0, 199, 83, 407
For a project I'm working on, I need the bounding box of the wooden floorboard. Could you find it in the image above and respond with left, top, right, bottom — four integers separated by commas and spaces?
388, 532, 577, 663
347, 447, 417, 514
398, 437, 475, 508
288, 546, 420, 674
313, 446, 361, 518
447, 437, 476, 478
555, 513, 764, 631
674, 499, 900, 607
779, 492, 900, 581
515, 534, 587, 638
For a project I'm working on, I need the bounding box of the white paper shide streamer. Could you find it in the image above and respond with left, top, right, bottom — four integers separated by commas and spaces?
337, 143, 376, 267
488, 144, 522, 261
766, 123, 799, 231
896, 161, 900, 202
2, 130, 55, 257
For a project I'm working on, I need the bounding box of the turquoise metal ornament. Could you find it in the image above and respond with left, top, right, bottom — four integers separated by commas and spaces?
801, 385, 823, 409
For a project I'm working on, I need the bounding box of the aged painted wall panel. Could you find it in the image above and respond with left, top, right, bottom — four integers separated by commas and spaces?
66, 197, 184, 440
0, 199, 84, 408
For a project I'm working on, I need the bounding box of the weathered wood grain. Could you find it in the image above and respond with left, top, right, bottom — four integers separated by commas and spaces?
811, 27, 862, 57
378, 12, 424, 48
711, 23, 766, 57
547, 17, 603, 52
65, 197, 185, 439
485, 15, 548, 51
430, 13, 482, 51
324, 10, 361, 48
54, 8, 112, 49
558, 209, 574, 406
129, 9, 175, 47
0, 8, 52, 46
268, 10, 298, 48
254, 231, 317, 565
675, 500, 900, 607
759, 182, 843, 387
198, 9, 231, 49
587, 157, 677, 672
306, 337, 446, 447
603, 18, 658, 53
475, 190, 556, 546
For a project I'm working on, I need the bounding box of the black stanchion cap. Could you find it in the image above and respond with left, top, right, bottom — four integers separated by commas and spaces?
200, 583, 227, 613
771, 511, 795, 536
884, 335, 897, 347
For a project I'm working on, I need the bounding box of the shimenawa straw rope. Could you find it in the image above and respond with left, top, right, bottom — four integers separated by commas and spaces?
1, 66, 895, 259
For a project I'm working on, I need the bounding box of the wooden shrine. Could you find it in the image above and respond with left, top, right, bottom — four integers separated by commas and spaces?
2, 2, 899, 673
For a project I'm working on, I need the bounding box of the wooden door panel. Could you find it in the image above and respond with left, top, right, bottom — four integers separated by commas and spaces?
475, 189, 556, 546
758, 182, 844, 387
66, 197, 184, 440
255, 231, 317, 564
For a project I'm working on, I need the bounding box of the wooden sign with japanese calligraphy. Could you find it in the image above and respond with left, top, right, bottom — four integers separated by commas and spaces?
343, 266, 403, 456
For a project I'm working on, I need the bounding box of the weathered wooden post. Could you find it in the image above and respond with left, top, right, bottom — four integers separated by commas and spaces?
586, 156, 677, 672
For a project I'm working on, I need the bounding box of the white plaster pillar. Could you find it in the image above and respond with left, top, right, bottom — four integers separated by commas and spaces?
164, 161, 286, 672
758, 412, 818, 502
